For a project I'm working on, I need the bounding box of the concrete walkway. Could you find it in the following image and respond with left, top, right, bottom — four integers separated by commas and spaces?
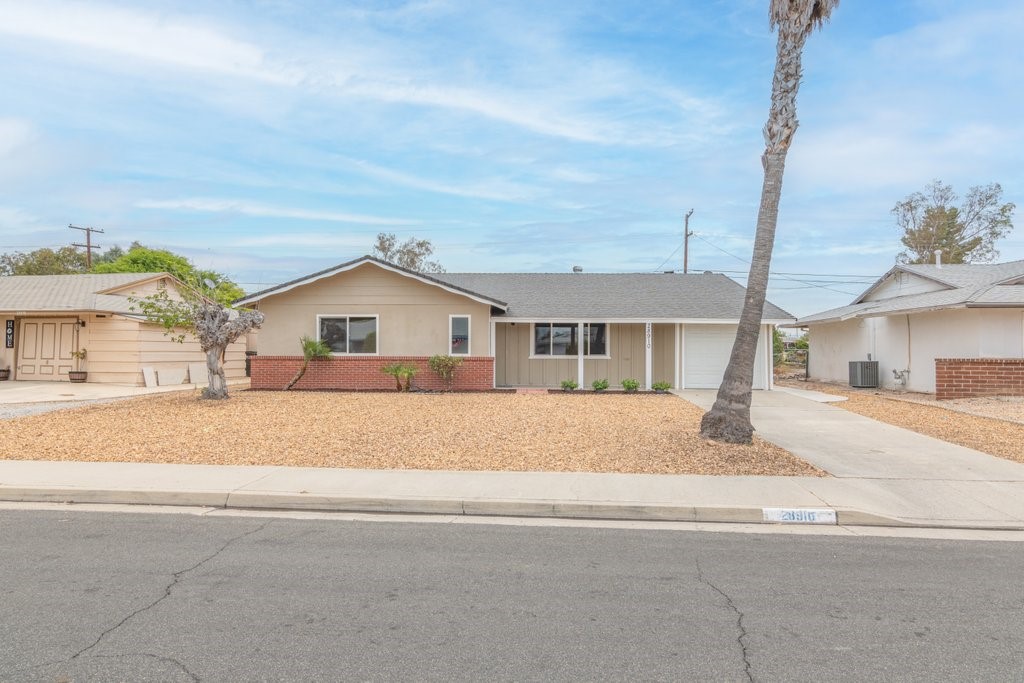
1, 389, 1023, 529
0, 379, 249, 404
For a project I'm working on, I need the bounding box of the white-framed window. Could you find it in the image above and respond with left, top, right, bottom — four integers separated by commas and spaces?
449, 315, 471, 355
531, 323, 609, 358
317, 314, 379, 354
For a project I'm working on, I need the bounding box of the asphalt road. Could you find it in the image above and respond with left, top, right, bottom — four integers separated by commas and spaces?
1, 510, 1022, 682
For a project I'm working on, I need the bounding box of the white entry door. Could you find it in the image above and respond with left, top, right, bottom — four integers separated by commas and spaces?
18, 318, 77, 380
684, 324, 767, 390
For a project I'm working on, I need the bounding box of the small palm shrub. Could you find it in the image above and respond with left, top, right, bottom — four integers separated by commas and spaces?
621, 378, 641, 393
591, 378, 609, 392
286, 336, 331, 390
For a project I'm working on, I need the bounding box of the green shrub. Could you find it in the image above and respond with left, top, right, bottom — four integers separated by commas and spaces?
560, 379, 579, 391
651, 381, 672, 392
591, 378, 609, 392
428, 354, 464, 390
621, 378, 640, 393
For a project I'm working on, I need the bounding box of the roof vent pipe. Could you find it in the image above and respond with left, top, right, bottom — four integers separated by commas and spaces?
572, 265, 583, 273
934, 250, 942, 268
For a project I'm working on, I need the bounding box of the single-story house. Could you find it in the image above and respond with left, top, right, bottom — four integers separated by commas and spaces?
797, 260, 1024, 398
237, 256, 794, 391
0, 273, 246, 385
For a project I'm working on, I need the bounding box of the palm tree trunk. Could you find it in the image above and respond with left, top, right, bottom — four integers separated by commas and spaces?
700, 152, 786, 443
285, 360, 309, 391
699, 0, 838, 444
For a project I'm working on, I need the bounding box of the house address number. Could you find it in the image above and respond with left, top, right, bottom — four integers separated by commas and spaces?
762, 507, 837, 525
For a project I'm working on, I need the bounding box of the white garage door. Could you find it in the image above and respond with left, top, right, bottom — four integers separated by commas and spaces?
684, 324, 767, 390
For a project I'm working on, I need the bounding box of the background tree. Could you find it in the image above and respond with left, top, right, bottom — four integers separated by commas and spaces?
94, 243, 244, 304
895, 180, 1015, 264
700, 0, 839, 445
372, 232, 445, 273
130, 287, 264, 400
0, 246, 88, 275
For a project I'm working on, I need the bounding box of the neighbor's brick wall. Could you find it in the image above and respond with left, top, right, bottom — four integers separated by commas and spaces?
935, 358, 1024, 400
250, 356, 494, 391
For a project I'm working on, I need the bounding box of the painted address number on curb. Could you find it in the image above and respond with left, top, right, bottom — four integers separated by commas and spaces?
762, 508, 837, 525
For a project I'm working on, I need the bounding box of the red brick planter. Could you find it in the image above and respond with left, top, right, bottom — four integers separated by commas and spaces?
935, 358, 1024, 400
250, 355, 494, 391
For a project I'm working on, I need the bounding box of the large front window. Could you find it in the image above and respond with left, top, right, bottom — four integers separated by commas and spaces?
533, 323, 607, 356
319, 316, 378, 354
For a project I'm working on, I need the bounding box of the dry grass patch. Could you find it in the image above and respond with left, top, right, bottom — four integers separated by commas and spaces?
783, 380, 1024, 465
0, 391, 822, 476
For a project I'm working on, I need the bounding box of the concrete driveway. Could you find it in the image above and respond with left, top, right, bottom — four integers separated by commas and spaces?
0, 379, 248, 404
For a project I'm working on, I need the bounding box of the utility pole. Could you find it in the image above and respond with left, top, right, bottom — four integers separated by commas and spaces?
682, 209, 694, 274
69, 224, 104, 269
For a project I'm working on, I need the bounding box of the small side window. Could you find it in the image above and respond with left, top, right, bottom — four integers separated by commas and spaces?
450, 316, 470, 355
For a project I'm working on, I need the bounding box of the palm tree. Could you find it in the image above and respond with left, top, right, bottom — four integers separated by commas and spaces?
285, 336, 331, 390
700, 0, 839, 444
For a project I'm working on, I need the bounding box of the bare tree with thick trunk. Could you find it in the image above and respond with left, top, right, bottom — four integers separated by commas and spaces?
131, 287, 264, 400
700, 0, 839, 444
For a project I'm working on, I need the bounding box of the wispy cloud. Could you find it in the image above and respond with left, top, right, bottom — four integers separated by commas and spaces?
135, 198, 418, 226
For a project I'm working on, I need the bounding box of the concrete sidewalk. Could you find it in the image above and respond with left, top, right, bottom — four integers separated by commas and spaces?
0, 379, 249, 404
1, 389, 1023, 529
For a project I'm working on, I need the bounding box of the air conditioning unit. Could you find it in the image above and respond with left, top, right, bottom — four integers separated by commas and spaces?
849, 360, 879, 388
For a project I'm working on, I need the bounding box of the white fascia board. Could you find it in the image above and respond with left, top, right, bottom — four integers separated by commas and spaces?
492, 317, 794, 325
236, 259, 508, 311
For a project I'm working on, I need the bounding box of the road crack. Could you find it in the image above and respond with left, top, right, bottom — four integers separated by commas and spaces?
696, 558, 753, 683
70, 520, 271, 663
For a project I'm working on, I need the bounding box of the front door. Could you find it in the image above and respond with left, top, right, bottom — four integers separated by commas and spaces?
18, 318, 77, 381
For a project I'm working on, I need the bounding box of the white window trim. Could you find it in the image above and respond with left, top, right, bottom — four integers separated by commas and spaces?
449, 314, 472, 356
315, 314, 380, 356
528, 322, 611, 360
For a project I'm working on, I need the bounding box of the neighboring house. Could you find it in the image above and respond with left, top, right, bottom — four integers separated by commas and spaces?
0, 273, 246, 385
797, 260, 1024, 398
237, 256, 794, 391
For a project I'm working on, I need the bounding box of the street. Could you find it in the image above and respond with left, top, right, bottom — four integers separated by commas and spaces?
1, 508, 1022, 681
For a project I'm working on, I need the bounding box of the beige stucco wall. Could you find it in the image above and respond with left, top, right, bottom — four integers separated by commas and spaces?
252, 263, 493, 357
495, 323, 675, 387
808, 308, 1024, 393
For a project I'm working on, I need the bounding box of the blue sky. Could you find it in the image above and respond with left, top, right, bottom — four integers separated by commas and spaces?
1, 0, 1021, 317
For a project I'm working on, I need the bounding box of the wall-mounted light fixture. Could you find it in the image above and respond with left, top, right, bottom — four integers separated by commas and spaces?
77, 320, 86, 327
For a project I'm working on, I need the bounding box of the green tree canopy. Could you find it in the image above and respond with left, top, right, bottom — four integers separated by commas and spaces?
895, 180, 1015, 264
371, 232, 444, 273
93, 244, 244, 304
0, 246, 88, 275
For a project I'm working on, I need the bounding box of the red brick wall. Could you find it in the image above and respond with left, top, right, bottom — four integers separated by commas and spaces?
250, 356, 494, 391
935, 358, 1024, 400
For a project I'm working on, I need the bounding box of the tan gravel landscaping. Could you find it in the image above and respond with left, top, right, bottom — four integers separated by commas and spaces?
0, 390, 823, 476
780, 379, 1024, 465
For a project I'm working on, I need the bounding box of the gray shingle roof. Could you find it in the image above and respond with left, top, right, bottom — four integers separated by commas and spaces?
237, 256, 793, 322
437, 272, 794, 320
0, 273, 165, 314
798, 260, 1024, 325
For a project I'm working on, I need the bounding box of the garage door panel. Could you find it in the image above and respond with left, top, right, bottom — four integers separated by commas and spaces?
684, 324, 767, 390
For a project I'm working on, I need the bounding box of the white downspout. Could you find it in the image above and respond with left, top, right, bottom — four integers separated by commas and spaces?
644, 322, 653, 390
577, 322, 585, 388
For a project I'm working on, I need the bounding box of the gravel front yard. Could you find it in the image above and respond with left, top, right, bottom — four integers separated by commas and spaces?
0, 391, 822, 476
781, 379, 1024, 465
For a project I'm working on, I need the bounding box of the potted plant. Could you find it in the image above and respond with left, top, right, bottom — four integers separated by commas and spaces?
652, 381, 672, 393
69, 349, 88, 383
560, 379, 578, 392
0, 365, 9, 381
591, 378, 609, 392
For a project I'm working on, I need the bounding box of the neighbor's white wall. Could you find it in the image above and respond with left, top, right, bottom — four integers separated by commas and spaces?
809, 309, 1024, 393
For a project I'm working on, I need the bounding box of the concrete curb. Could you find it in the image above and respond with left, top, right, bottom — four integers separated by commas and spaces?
6, 485, 1017, 530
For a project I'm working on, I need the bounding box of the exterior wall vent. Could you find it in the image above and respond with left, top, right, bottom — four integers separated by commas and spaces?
849, 360, 880, 388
